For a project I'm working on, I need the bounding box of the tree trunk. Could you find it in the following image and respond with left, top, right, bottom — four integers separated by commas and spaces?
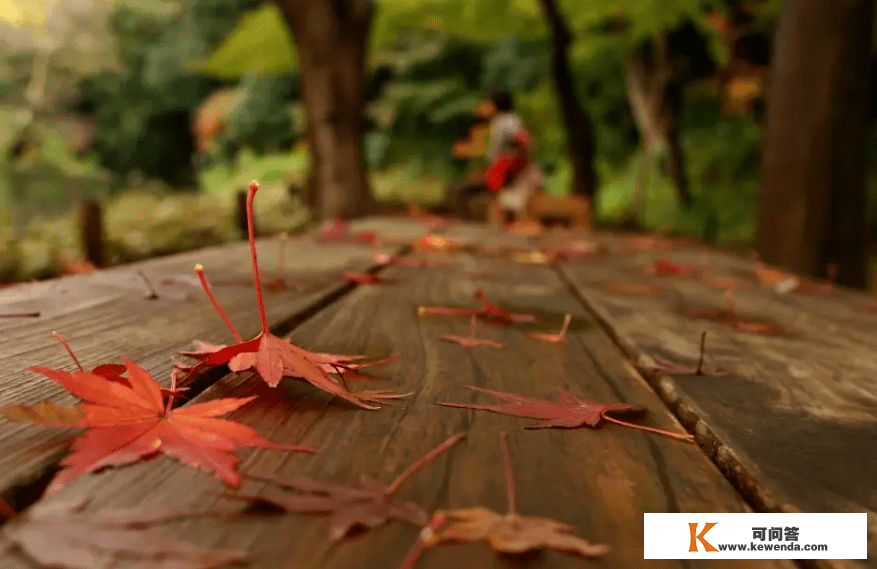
625, 36, 692, 208
538, 0, 597, 200
758, 0, 875, 288
274, 0, 374, 220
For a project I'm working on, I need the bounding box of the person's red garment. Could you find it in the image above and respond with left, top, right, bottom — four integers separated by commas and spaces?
485, 153, 528, 193
484, 127, 532, 193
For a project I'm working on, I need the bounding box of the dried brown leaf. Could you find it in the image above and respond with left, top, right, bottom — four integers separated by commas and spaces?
1, 500, 247, 569
231, 433, 466, 541
400, 433, 608, 569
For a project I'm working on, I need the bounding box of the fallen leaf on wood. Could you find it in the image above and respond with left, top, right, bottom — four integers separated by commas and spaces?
599, 281, 663, 296
50, 331, 187, 398
678, 290, 787, 334
702, 276, 745, 289
177, 182, 406, 409
646, 258, 699, 276
373, 252, 442, 268
754, 262, 834, 295
342, 271, 394, 284
439, 315, 506, 349
2, 359, 313, 495
399, 432, 608, 569
407, 205, 449, 231
412, 234, 467, 252
0, 401, 85, 426
528, 314, 571, 343
60, 257, 97, 276
310, 352, 401, 380
541, 239, 602, 263
438, 386, 693, 442
623, 235, 676, 252
640, 332, 728, 377
0, 498, 248, 569
230, 432, 466, 541
418, 289, 537, 325
317, 218, 349, 241
507, 220, 544, 236
508, 250, 551, 265
314, 219, 378, 244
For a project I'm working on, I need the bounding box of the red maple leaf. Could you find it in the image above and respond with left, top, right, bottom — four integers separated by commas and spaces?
399, 432, 608, 569
50, 331, 188, 399
418, 289, 537, 325
2, 359, 313, 495
438, 386, 693, 442
314, 218, 378, 244
677, 290, 787, 334
317, 218, 349, 241
373, 251, 442, 268
342, 271, 394, 285
177, 181, 406, 409
647, 258, 698, 276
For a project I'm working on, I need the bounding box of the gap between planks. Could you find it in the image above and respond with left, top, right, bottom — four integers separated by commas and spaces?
0, 220, 426, 524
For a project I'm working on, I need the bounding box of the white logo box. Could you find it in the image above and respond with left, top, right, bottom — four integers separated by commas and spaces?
644, 512, 868, 559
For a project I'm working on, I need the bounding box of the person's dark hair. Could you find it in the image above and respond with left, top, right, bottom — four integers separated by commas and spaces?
490, 91, 513, 112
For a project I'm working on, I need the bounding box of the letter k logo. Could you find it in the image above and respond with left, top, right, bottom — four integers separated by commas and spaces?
689, 522, 718, 552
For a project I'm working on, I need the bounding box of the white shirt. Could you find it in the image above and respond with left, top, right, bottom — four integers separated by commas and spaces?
487, 112, 524, 163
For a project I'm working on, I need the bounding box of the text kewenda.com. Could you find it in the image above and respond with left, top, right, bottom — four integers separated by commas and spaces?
716, 543, 829, 552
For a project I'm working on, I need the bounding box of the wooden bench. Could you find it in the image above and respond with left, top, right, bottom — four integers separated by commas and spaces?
0, 218, 871, 568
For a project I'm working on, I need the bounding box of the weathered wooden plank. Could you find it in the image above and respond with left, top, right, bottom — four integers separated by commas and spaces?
556, 235, 877, 566
0, 224, 792, 569
0, 217, 428, 506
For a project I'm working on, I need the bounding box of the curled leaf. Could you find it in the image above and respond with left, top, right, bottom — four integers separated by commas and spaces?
0, 401, 85, 427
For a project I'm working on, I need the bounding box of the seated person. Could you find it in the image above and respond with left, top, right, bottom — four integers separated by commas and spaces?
445, 92, 521, 218
484, 117, 591, 231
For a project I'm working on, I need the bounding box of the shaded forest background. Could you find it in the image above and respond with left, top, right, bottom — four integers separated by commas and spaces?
0, 0, 875, 286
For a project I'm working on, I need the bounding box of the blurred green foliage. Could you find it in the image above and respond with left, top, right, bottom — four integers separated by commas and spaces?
0, 0, 800, 284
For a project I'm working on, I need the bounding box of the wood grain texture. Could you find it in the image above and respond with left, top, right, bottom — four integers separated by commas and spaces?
0, 223, 792, 569
557, 233, 877, 567
0, 218, 427, 504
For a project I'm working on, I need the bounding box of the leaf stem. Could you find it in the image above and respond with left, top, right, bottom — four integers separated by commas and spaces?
696, 331, 706, 375
278, 233, 287, 282
52, 331, 84, 372
386, 432, 465, 495
247, 181, 268, 333
137, 269, 158, 299
601, 414, 694, 442
195, 265, 242, 343
500, 431, 516, 514
398, 513, 447, 569
558, 313, 572, 339
166, 369, 179, 413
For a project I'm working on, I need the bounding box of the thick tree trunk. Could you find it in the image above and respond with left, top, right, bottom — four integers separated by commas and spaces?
758, 0, 875, 288
538, 0, 597, 200
274, 0, 374, 220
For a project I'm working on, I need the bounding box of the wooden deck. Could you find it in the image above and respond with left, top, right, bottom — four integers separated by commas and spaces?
0, 218, 873, 569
